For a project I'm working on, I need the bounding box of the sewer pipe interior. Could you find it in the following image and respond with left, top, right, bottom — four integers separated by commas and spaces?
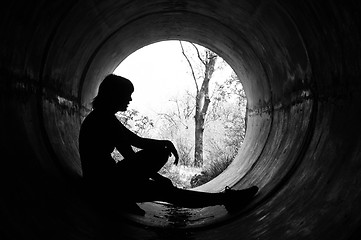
1, 1, 361, 240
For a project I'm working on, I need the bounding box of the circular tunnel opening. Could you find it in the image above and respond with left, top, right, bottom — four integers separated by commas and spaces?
112, 40, 248, 190
79, 23, 264, 227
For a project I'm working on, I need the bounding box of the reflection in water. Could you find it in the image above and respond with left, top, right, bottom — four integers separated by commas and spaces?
155, 205, 196, 240
165, 205, 193, 228
153, 204, 215, 240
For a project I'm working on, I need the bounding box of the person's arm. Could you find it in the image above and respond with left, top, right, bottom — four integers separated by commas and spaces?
122, 124, 179, 164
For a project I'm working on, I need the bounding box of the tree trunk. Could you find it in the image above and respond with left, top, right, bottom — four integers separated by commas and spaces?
194, 108, 204, 167
193, 51, 217, 167
179, 42, 218, 167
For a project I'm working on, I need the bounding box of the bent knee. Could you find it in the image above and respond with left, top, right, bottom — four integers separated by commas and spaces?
137, 148, 170, 168
139, 148, 169, 159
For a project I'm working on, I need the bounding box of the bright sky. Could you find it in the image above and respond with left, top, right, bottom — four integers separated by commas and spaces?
113, 40, 193, 115
113, 40, 233, 117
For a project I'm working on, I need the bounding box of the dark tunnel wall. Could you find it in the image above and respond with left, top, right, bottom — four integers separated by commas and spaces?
1, 0, 361, 239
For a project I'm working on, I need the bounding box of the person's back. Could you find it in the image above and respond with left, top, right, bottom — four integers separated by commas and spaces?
79, 109, 118, 184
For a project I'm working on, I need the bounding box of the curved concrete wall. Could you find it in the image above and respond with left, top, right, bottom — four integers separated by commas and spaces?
1, 1, 361, 239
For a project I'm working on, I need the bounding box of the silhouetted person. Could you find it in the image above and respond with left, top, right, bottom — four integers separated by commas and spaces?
79, 74, 258, 216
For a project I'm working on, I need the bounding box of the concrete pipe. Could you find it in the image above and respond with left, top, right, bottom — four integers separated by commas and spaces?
1, 0, 361, 239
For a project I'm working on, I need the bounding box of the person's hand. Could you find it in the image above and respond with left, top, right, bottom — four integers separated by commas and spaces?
164, 140, 179, 165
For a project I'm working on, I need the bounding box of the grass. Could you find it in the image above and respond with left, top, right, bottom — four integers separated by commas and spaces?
189, 156, 233, 188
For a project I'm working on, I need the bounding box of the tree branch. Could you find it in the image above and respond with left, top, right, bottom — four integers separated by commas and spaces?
158, 112, 177, 127
190, 42, 206, 66
179, 41, 199, 92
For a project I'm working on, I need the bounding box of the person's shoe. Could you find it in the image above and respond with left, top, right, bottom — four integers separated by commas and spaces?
223, 186, 259, 213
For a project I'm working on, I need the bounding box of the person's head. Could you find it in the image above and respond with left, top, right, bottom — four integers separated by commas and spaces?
92, 74, 134, 112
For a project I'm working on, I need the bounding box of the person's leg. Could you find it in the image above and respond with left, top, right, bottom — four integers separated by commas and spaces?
116, 147, 170, 182
131, 180, 259, 210
115, 148, 222, 208
132, 180, 224, 208
115, 148, 258, 212
113, 148, 172, 215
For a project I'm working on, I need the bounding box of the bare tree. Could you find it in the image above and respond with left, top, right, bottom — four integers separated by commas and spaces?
180, 41, 217, 167
156, 42, 246, 169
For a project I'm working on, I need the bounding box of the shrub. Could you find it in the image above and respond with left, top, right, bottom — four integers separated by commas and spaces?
190, 155, 233, 188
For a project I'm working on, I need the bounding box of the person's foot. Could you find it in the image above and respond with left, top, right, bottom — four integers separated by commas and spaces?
223, 186, 259, 213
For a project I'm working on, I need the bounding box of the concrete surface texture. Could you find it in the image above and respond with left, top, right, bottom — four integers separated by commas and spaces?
1, 0, 361, 239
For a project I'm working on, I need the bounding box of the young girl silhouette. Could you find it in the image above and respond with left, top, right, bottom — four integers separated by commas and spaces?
79, 74, 258, 216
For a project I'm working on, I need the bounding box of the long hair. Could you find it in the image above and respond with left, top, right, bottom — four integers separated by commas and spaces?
92, 74, 134, 109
